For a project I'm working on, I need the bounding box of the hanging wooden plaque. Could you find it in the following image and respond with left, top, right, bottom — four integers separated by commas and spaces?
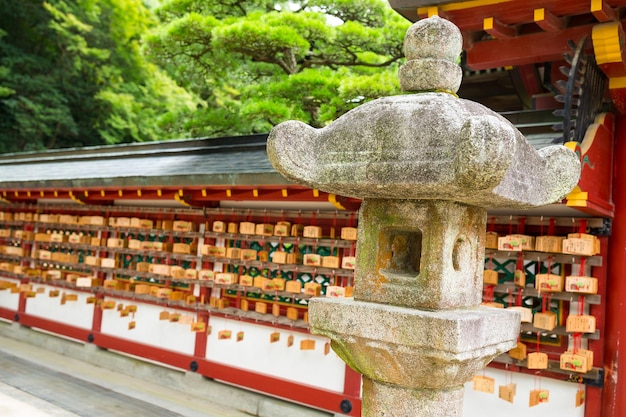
472, 375, 495, 393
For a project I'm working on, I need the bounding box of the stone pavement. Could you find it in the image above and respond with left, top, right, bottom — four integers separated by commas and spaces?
0, 335, 248, 417
0, 322, 336, 417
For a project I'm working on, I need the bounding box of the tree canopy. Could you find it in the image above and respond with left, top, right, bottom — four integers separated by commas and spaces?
144, 0, 411, 137
0, 0, 410, 151
0, 0, 195, 153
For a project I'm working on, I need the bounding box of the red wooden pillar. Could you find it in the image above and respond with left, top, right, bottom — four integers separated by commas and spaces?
602, 113, 626, 417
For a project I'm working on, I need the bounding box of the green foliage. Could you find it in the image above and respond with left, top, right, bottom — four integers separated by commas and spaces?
144, 0, 410, 137
0, 0, 195, 152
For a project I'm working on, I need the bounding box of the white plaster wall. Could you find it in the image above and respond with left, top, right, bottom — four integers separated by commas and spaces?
100, 297, 196, 355
463, 367, 585, 417
206, 316, 346, 392
24, 284, 94, 330
0, 277, 20, 311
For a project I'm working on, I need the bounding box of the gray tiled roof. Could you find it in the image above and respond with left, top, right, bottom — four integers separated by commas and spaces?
0, 134, 290, 189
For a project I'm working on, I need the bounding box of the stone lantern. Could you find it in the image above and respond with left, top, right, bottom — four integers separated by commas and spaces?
267, 16, 580, 417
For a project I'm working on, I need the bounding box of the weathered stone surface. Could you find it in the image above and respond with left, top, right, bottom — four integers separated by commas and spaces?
309, 298, 520, 389
403, 16, 461, 62
355, 199, 485, 310
268, 14, 579, 417
267, 94, 580, 208
398, 58, 462, 93
361, 379, 464, 417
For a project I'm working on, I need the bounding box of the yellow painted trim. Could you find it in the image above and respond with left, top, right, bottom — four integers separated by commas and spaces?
591, 0, 603, 12
13, 191, 18, 197
226, 189, 232, 197
592, 22, 623, 64
137, 190, 142, 197
202, 189, 207, 197
534, 8, 545, 21
418, 0, 512, 14
157, 189, 162, 197
313, 189, 319, 198
178, 189, 184, 196
1, 192, 5, 197
566, 199, 589, 208
40, 191, 44, 197
118, 190, 123, 197
281, 189, 288, 198
566, 191, 589, 206
100, 190, 105, 197
609, 76, 626, 89
69, 193, 85, 205
174, 194, 190, 207
328, 194, 346, 210
27, 191, 31, 197
253, 189, 259, 198
84, 191, 88, 197
427, 6, 438, 17
54, 191, 58, 197
483, 17, 494, 30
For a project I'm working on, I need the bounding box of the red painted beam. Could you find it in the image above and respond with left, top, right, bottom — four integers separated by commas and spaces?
0, 305, 16, 321
17, 313, 91, 342
91, 331, 361, 416
466, 24, 594, 70
592, 0, 618, 22
534, 8, 567, 32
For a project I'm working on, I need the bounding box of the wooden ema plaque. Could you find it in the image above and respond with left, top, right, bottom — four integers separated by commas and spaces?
300, 339, 316, 350
303, 225, 323, 238
566, 315, 597, 333
565, 275, 598, 294
226, 247, 240, 259
472, 375, 495, 393
239, 275, 253, 286
535, 235, 564, 253
533, 311, 557, 331
218, 330, 232, 340
498, 234, 535, 251
227, 222, 239, 233
529, 389, 549, 407
255, 223, 274, 236
560, 352, 588, 373
508, 342, 527, 360
191, 321, 206, 333
485, 231, 498, 249
341, 227, 358, 240
239, 222, 255, 235
342, 256, 356, 269
215, 272, 237, 285
527, 352, 548, 369
322, 256, 340, 268
514, 269, 526, 287
303, 254, 322, 266
274, 222, 290, 236
286, 307, 299, 321
498, 383, 516, 403
255, 302, 268, 314
272, 251, 288, 264
270, 332, 280, 343
535, 273, 564, 293
212, 221, 226, 233
240, 249, 257, 262
483, 269, 498, 285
